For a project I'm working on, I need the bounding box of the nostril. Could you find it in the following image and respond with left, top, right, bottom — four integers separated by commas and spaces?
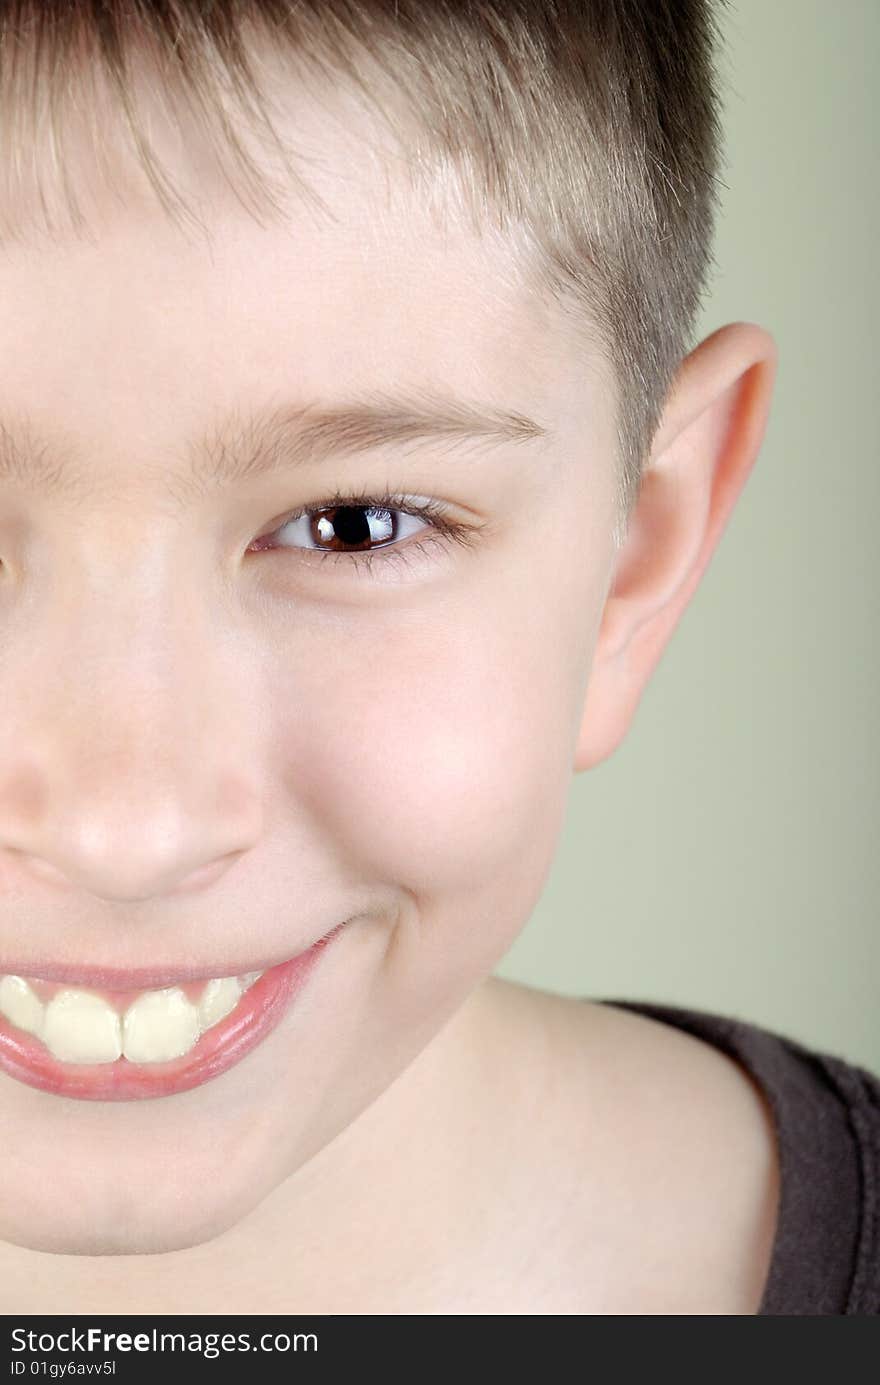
177, 853, 240, 894
4, 846, 238, 899
10, 852, 66, 885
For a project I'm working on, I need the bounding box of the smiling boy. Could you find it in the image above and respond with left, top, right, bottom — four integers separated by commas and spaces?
0, 0, 876, 1317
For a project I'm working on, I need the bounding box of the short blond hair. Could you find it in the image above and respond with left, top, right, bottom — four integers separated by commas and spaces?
0, 0, 729, 543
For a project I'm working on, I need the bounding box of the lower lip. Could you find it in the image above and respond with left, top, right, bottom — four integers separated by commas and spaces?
0, 926, 343, 1102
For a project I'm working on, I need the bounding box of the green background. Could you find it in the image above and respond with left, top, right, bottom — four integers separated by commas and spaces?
495, 0, 880, 1073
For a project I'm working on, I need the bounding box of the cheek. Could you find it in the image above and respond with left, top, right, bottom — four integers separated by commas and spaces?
258, 464, 613, 938
264, 593, 577, 900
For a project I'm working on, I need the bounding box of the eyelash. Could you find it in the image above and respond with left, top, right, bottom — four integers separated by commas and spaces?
250, 487, 481, 577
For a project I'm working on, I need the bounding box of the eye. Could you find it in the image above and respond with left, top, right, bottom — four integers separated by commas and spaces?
249, 487, 480, 577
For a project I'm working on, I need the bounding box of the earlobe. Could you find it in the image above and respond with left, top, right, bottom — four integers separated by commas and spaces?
572, 321, 779, 773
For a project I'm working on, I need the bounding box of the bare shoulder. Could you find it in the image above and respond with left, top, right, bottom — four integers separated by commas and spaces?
480, 978, 781, 1314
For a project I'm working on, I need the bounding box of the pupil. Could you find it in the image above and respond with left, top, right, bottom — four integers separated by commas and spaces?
331, 505, 390, 548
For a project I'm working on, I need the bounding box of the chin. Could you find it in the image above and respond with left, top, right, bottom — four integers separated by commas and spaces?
0, 1170, 264, 1257
0, 1101, 285, 1257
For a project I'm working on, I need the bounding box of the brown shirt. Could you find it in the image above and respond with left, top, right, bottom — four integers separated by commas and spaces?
601, 1000, 880, 1315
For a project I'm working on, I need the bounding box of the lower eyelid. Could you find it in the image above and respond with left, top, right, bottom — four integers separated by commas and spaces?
311, 531, 450, 575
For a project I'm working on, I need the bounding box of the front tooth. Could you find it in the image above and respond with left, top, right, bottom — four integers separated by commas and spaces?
122, 987, 200, 1063
43, 989, 122, 1064
199, 976, 241, 1030
238, 970, 264, 989
0, 975, 45, 1037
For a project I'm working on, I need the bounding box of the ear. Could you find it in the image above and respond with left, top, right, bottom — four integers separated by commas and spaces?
573, 321, 779, 772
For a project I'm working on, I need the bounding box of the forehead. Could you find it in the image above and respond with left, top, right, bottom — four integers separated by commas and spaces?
0, 46, 609, 503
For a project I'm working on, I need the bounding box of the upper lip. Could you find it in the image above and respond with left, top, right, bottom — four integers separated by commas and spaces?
0, 933, 336, 992
0, 961, 278, 990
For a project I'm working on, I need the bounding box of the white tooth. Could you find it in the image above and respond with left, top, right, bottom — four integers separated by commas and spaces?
122, 987, 200, 1063
0, 975, 45, 1037
238, 970, 264, 989
43, 989, 122, 1065
199, 976, 241, 1030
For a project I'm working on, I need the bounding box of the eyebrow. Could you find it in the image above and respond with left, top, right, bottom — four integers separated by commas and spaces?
0, 387, 551, 508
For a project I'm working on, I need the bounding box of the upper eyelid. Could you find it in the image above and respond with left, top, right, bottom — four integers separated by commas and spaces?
266, 491, 447, 529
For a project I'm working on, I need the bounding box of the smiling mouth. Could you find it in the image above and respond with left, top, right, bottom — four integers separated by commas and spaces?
0, 924, 345, 1101
0, 968, 266, 1065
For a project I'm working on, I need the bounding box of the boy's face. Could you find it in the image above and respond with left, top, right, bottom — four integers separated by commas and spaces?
0, 73, 620, 1255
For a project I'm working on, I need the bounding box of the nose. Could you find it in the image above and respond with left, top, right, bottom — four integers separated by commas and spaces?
0, 566, 262, 903
0, 764, 255, 902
